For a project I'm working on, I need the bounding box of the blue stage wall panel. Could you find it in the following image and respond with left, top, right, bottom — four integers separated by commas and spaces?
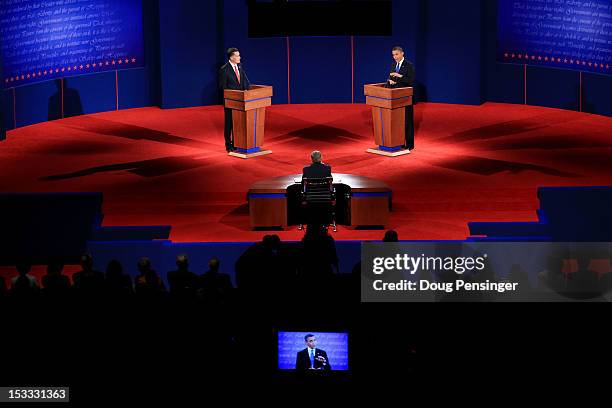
1, 89, 11, 132
483, 0, 527, 105
68, 72, 117, 115
527, 66, 580, 112
290, 37, 353, 104
222, 0, 289, 105
354, 37, 395, 104
0, 94, 4, 139
422, 0, 484, 105
484, 63, 525, 105
158, 0, 220, 109
14, 80, 57, 128
354, 0, 422, 104
582, 73, 612, 117
119, 68, 153, 111
120, 0, 161, 111
0, 47, 4, 140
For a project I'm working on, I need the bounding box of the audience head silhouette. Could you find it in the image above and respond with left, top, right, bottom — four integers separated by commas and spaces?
16, 263, 32, 276
12, 263, 38, 295
262, 234, 281, 252
80, 254, 94, 271
46, 261, 64, 276
138, 257, 152, 273
106, 259, 124, 280
383, 230, 399, 242
208, 257, 220, 273
176, 254, 189, 271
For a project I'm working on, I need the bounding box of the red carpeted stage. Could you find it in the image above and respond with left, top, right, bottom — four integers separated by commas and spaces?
2, 102, 612, 242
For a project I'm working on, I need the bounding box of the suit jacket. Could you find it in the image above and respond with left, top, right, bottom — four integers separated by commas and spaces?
198, 271, 233, 293
296, 348, 332, 371
387, 60, 415, 89
167, 270, 198, 293
218, 62, 250, 92
302, 162, 332, 179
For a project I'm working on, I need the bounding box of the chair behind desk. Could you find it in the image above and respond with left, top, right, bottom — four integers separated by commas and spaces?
249, 173, 390, 230
300, 177, 337, 231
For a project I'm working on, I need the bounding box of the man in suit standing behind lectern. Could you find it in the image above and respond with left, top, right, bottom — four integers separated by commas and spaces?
386, 46, 415, 151
219, 47, 251, 152
295, 334, 332, 371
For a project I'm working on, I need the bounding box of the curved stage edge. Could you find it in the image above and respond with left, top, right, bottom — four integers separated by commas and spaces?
2, 102, 612, 243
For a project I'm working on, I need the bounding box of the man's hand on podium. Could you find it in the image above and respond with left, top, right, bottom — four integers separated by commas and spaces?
388, 80, 397, 85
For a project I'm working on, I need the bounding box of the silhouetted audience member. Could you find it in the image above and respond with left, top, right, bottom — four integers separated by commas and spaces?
600, 253, 612, 295
104, 260, 133, 297
504, 264, 532, 301
0, 275, 6, 298
432, 242, 482, 302
167, 254, 198, 300
42, 261, 71, 297
471, 250, 499, 284
351, 230, 400, 294
538, 255, 565, 294
568, 253, 600, 298
300, 224, 339, 277
10, 263, 39, 298
383, 230, 399, 242
261, 234, 297, 289
236, 235, 270, 292
235, 234, 297, 299
72, 254, 105, 296
198, 258, 233, 304
507, 264, 531, 291
134, 257, 166, 298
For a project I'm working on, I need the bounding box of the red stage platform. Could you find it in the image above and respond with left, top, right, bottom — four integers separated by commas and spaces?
2, 102, 612, 242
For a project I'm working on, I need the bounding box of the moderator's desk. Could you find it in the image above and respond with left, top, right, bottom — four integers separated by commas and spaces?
247, 174, 391, 229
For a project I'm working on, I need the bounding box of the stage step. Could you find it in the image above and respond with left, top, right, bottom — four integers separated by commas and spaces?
92, 226, 172, 241
468, 221, 549, 238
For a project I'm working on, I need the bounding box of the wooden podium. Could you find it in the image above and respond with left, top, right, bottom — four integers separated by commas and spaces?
364, 83, 413, 157
224, 85, 273, 159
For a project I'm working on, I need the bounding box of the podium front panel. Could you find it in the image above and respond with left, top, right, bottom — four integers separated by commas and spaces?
232, 107, 267, 152
371, 107, 405, 148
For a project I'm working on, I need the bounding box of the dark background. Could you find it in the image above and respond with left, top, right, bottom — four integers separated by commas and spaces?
247, 0, 392, 37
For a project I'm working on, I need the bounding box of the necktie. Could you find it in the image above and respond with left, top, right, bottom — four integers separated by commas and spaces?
396, 63, 401, 73
234, 65, 240, 83
309, 349, 315, 367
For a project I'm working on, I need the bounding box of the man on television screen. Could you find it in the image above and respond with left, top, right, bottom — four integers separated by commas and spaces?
295, 334, 332, 370
386, 46, 415, 151
219, 47, 251, 152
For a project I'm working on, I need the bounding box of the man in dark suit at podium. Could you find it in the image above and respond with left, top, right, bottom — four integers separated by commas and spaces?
302, 151, 332, 179
219, 47, 251, 152
386, 46, 415, 151
296, 334, 332, 371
